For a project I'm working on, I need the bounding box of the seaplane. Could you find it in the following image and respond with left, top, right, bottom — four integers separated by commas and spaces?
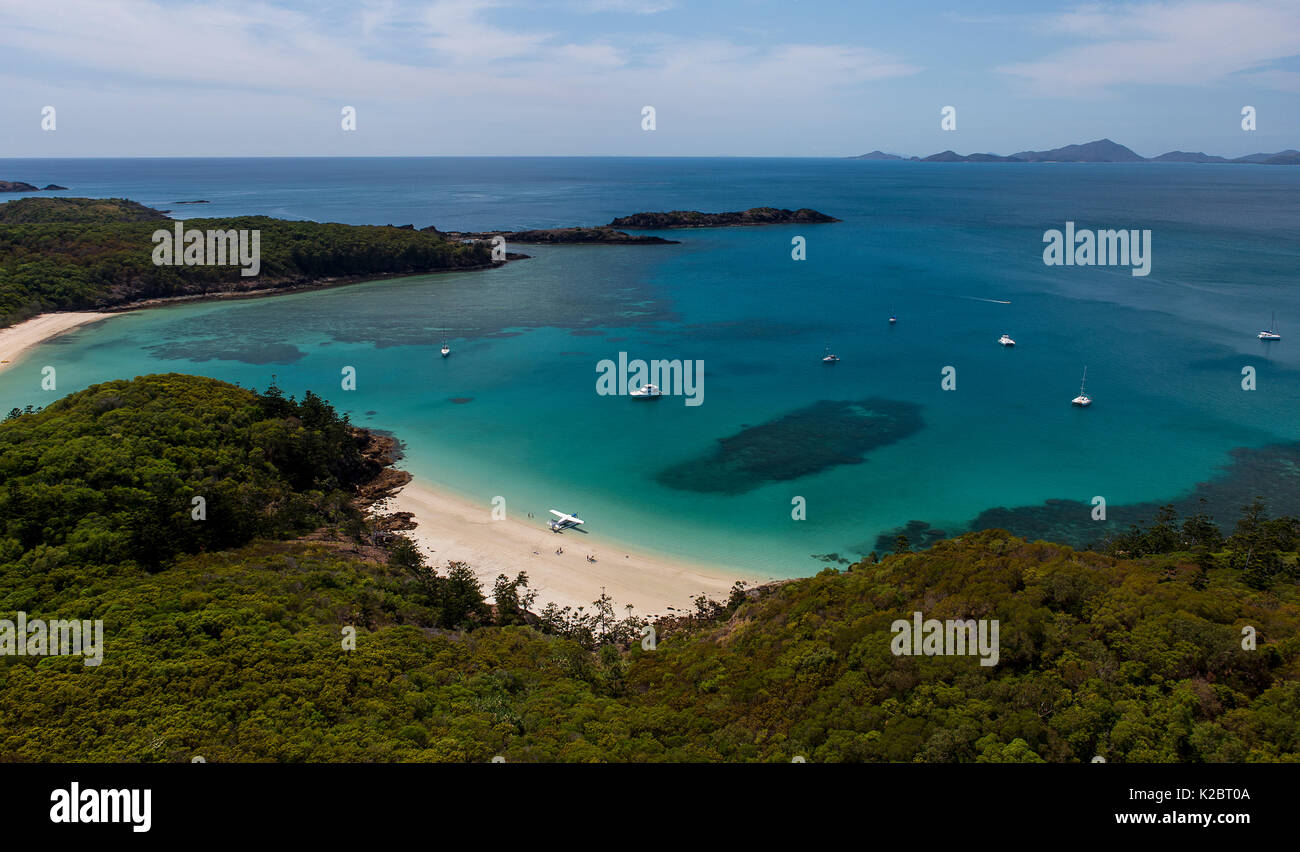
547, 510, 585, 532
630, 383, 662, 399
998, 334, 1016, 347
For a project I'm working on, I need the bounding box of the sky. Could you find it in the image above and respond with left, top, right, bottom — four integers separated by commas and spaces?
0, 0, 1297, 158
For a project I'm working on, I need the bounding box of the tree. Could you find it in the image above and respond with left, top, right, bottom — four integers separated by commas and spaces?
1181, 498, 1223, 550
492, 572, 537, 626
441, 561, 487, 629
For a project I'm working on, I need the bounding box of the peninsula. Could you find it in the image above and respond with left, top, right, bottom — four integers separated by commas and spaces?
0, 197, 493, 328
428, 226, 679, 245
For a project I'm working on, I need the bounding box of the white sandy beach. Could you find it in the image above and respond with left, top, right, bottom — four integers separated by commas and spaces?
386, 478, 761, 616
0, 312, 120, 374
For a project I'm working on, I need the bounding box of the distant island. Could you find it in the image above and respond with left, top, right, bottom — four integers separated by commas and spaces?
0, 181, 68, 192
849, 138, 1300, 165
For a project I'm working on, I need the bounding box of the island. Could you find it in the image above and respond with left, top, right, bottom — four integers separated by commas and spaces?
1, 371, 1296, 762
0, 181, 68, 192
848, 138, 1300, 165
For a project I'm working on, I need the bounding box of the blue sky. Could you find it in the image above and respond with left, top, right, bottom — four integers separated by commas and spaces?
1, 0, 1297, 157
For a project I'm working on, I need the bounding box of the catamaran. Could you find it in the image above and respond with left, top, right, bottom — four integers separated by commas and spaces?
1259, 314, 1281, 341
998, 334, 1016, 347
1071, 367, 1092, 407
547, 510, 584, 532
630, 383, 662, 399
822, 346, 840, 363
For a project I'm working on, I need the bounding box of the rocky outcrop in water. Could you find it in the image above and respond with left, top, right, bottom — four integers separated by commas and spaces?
608, 207, 839, 229
431, 226, 678, 245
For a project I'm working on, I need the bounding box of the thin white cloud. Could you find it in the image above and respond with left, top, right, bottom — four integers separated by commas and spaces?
573, 0, 676, 13
0, 0, 916, 97
998, 0, 1300, 95
0, 0, 920, 154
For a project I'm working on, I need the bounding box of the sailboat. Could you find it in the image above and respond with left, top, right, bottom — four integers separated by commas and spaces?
822, 346, 840, 363
1258, 313, 1281, 341
440, 338, 451, 357
1071, 367, 1092, 407
888, 308, 897, 325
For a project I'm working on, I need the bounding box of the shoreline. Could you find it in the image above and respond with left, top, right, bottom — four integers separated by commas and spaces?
384, 475, 764, 617
0, 257, 527, 367
92, 257, 521, 314
0, 312, 123, 374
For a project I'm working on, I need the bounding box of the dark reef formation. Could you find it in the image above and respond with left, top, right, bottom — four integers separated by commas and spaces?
874, 442, 1300, 553
658, 398, 923, 495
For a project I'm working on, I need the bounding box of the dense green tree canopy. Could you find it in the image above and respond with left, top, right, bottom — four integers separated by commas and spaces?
0, 198, 489, 326
0, 375, 1296, 762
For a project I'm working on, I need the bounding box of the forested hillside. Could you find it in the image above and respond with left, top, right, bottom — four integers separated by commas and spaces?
0, 198, 491, 326
0, 375, 1296, 761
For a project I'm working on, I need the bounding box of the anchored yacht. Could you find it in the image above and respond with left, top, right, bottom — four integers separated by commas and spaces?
1071, 367, 1092, 407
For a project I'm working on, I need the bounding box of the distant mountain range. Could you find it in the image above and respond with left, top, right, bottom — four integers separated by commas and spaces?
849, 139, 1300, 165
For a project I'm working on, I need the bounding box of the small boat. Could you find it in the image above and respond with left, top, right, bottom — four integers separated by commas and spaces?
822, 346, 840, 363
888, 311, 897, 325
1258, 313, 1281, 341
1071, 367, 1092, 407
440, 339, 451, 357
998, 334, 1016, 347
630, 383, 661, 399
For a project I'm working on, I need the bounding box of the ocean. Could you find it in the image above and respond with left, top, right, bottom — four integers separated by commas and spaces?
1, 157, 1298, 577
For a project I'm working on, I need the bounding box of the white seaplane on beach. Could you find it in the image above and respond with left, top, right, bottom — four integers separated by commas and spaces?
547, 510, 585, 532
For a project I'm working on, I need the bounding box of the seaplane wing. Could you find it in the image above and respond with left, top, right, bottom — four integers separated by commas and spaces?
548, 510, 584, 526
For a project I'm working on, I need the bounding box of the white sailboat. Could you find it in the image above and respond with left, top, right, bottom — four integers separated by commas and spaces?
998, 334, 1016, 347
1258, 313, 1281, 341
1071, 367, 1092, 407
440, 338, 451, 357
822, 346, 840, 363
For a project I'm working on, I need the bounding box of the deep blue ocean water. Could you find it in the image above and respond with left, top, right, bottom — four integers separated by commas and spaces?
1, 157, 1297, 578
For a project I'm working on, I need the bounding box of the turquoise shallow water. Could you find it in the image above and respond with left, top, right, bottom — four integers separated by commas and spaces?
1, 158, 1298, 576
